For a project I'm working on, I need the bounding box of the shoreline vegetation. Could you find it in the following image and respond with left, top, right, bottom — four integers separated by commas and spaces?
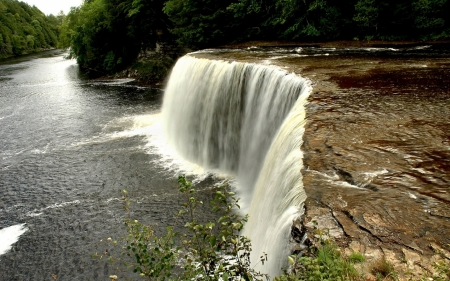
0, 0, 62, 59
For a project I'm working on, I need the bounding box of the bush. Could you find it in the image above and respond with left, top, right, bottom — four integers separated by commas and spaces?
275, 233, 361, 281
96, 176, 268, 280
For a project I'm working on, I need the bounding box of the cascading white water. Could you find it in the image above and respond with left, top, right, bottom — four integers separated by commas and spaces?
162, 55, 311, 278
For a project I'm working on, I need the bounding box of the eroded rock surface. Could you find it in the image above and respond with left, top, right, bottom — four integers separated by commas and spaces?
194, 42, 450, 279
297, 44, 450, 279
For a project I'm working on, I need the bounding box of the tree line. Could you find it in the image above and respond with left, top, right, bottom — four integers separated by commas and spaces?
0, 0, 62, 58
47, 0, 450, 72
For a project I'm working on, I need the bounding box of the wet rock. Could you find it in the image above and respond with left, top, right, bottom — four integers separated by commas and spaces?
200, 43, 450, 280
332, 211, 364, 238
290, 219, 306, 244
430, 242, 450, 260
304, 210, 344, 239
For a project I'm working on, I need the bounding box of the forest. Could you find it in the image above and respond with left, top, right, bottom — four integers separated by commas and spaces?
2, 0, 448, 70
59, 0, 449, 73
0, 0, 62, 58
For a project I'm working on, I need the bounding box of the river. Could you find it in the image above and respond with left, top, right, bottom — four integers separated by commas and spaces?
0, 50, 218, 280
1, 44, 449, 280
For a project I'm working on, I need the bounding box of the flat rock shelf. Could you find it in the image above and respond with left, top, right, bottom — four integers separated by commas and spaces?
194, 43, 450, 280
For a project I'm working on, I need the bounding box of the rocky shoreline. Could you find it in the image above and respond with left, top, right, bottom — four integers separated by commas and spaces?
293, 44, 450, 279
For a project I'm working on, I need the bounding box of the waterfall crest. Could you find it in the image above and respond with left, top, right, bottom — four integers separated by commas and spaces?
162, 55, 311, 278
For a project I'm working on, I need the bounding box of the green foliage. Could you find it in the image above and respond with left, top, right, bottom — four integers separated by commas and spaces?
163, 0, 239, 49
0, 0, 60, 58
348, 251, 365, 264
412, 0, 449, 40
98, 176, 268, 280
59, 0, 170, 73
123, 220, 178, 279
275, 239, 361, 281
353, 0, 379, 32
269, 0, 346, 40
131, 56, 175, 83
58, 0, 449, 72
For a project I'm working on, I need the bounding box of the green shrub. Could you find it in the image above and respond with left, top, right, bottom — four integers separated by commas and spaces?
275, 236, 361, 281
96, 176, 268, 280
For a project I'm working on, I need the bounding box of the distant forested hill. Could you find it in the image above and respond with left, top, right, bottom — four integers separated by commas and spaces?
0, 0, 62, 58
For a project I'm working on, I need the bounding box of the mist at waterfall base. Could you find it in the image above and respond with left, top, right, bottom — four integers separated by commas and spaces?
162, 56, 312, 277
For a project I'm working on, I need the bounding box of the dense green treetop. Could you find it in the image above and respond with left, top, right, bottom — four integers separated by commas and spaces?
0, 0, 62, 58
60, 0, 449, 73
60, 0, 170, 73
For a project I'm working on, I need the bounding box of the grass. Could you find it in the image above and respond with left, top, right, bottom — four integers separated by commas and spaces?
348, 251, 365, 264
276, 239, 362, 281
370, 258, 397, 281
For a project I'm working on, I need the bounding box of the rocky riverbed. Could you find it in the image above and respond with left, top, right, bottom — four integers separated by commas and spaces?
194, 42, 450, 279
298, 46, 450, 280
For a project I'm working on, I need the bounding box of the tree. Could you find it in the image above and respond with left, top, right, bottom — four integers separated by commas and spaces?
163, 0, 238, 49
266, 0, 346, 40
412, 0, 448, 39
0, 0, 60, 58
60, 0, 169, 73
353, 0, 379, 36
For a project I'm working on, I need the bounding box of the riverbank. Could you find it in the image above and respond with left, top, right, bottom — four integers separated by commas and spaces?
0, 48, 58, 60
295, 44, 450, 280
96, 44, 187, 87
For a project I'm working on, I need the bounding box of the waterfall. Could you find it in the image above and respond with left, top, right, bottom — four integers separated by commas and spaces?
162, 55, 311, 278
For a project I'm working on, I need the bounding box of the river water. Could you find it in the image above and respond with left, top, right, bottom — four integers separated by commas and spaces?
1, 45, 449, 280
0, 51, 218, 280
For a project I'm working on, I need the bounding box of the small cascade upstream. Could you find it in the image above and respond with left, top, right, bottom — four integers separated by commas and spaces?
162, 55, 311, 277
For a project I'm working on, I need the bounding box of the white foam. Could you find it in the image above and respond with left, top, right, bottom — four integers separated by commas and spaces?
71, 112, 212, 182
0, 224, 28, 255
361, 169, 389, 182
26, 200, 80, 217
94, 78, 135, 85
409, 45, 431, 50
140, 114, 211, 179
